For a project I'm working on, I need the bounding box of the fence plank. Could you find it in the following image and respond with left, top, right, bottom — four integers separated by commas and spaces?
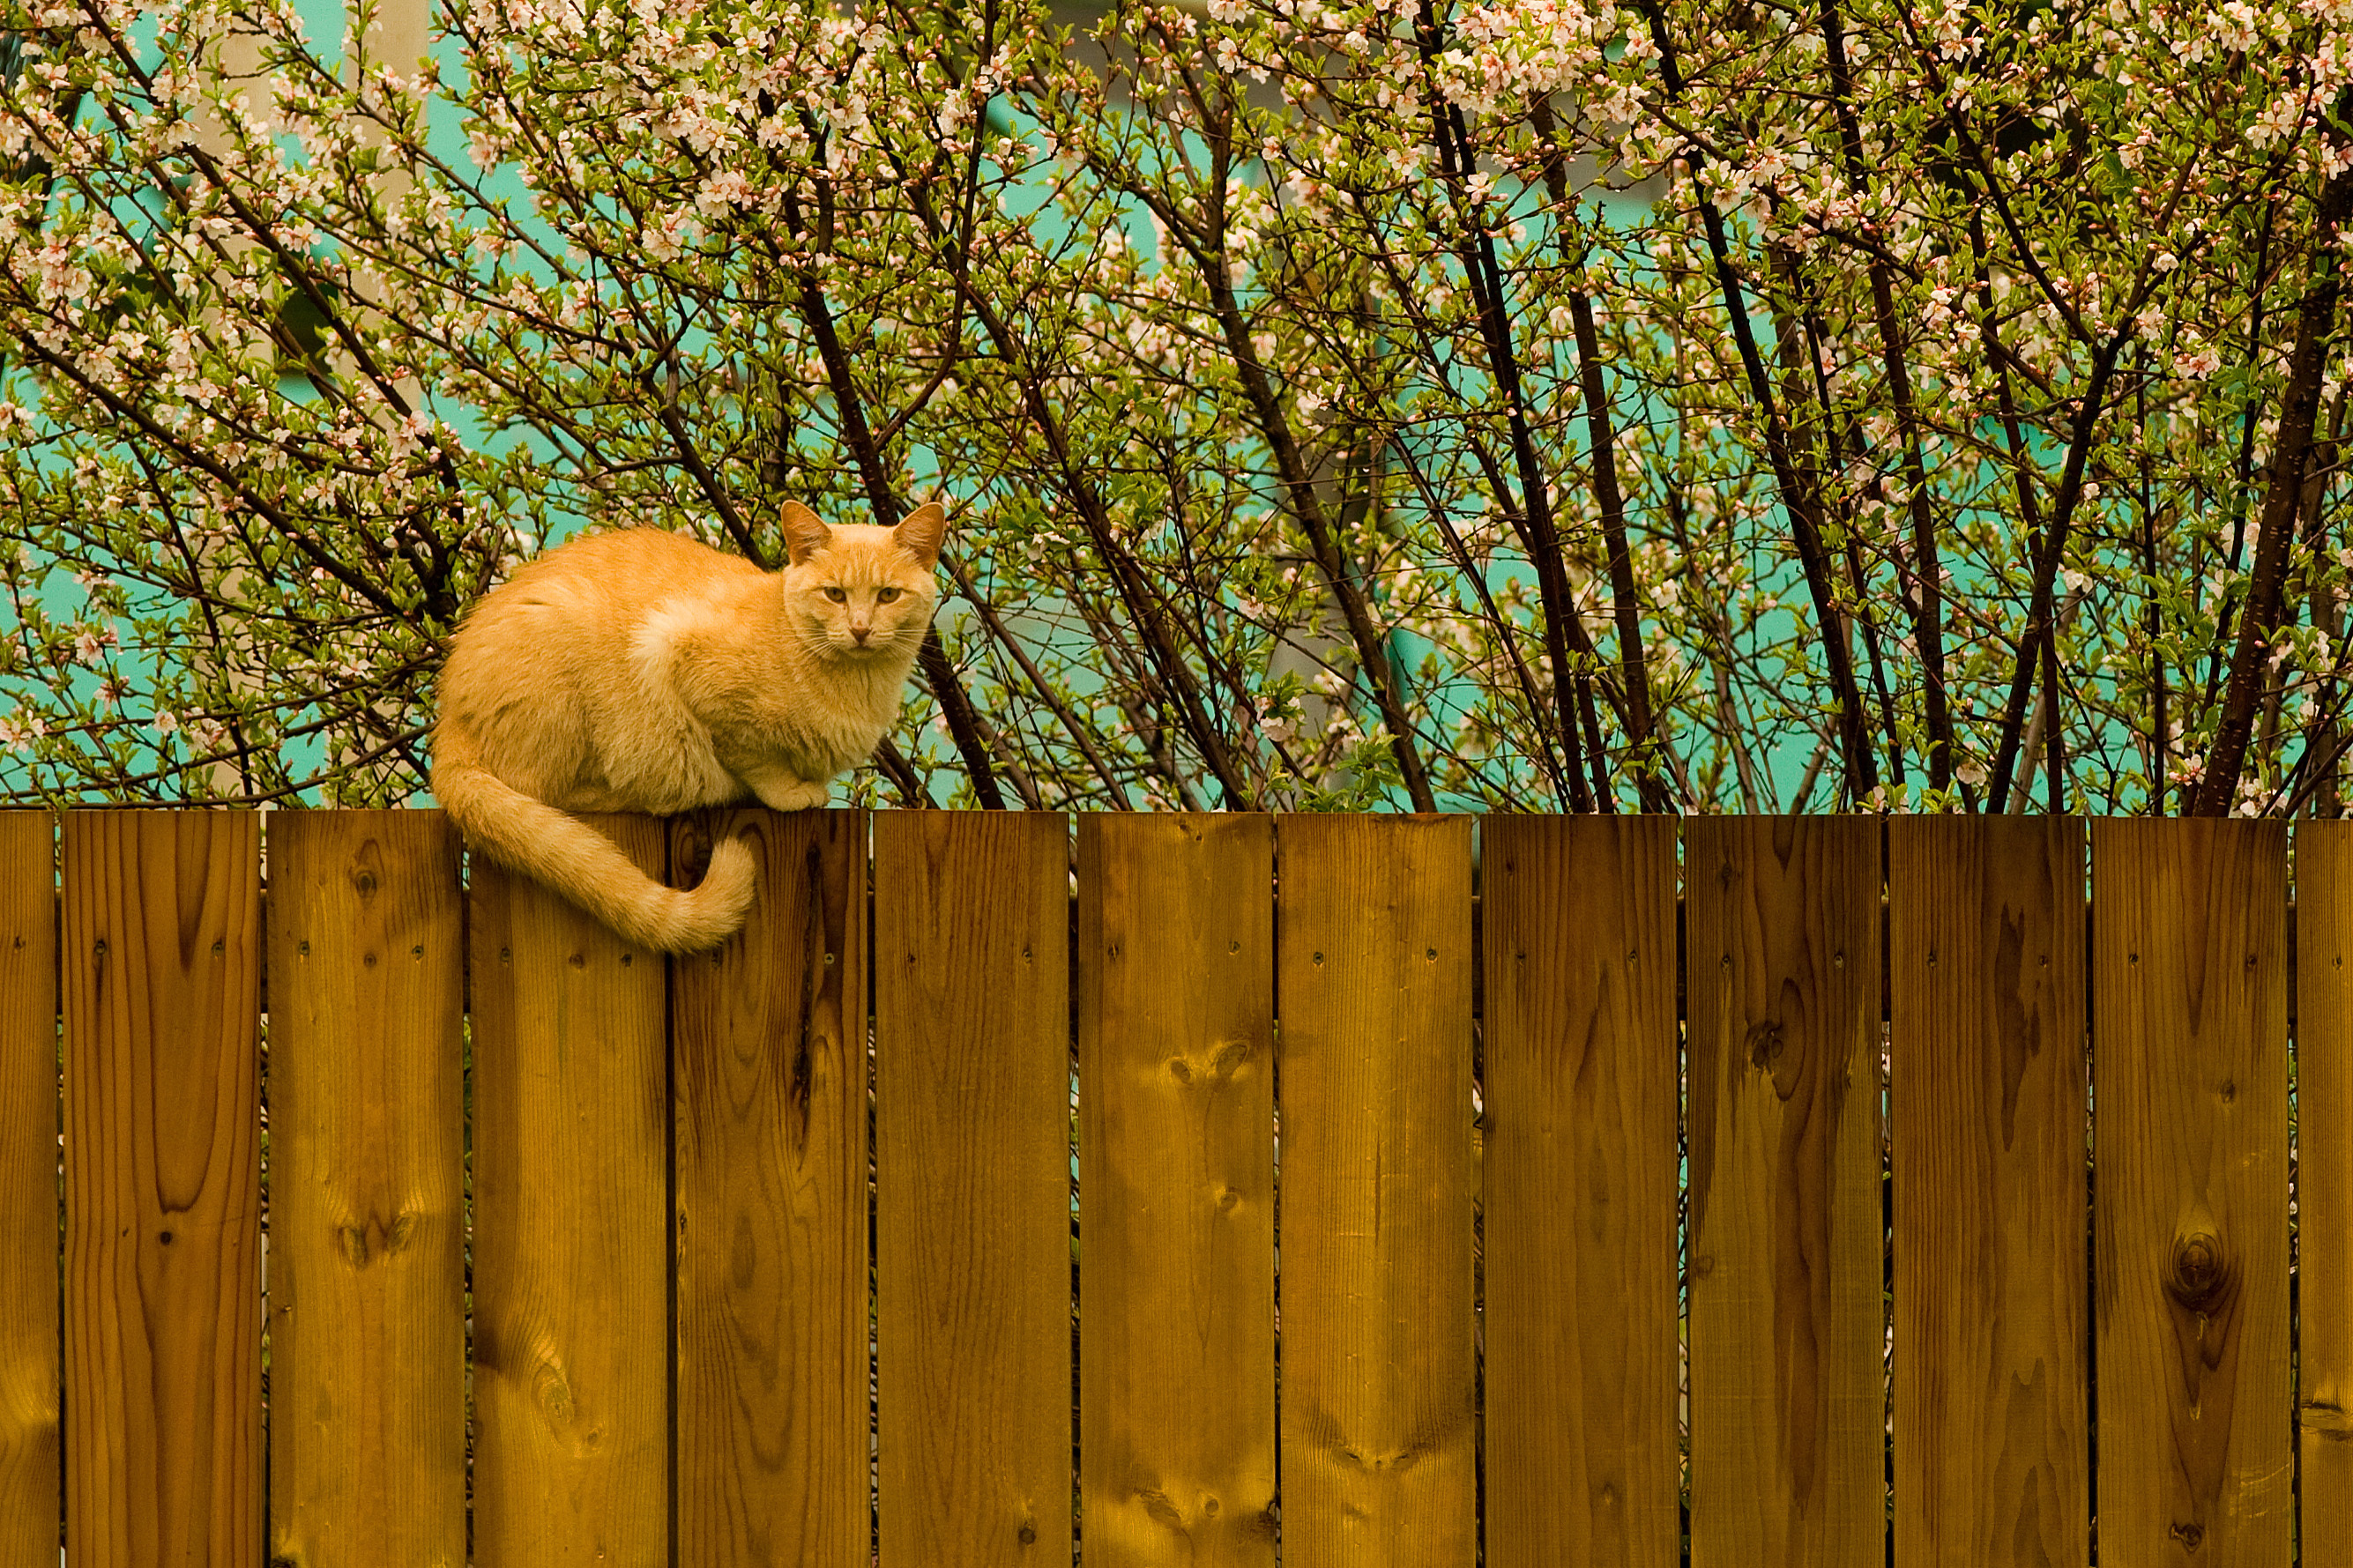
2092, 819, 2290, 1562
469, 815, 669, 1567
873, 811, 1070, 1567
1076, 814, 1276, 1566
0, 813, 56, 1568
60, 810, 262, 1568
673, 808, 868, 1568
265, 811, 466, 1568
1481, 815, 1679, 1568
1275, 814, 1476, 1568
2304, 821, 2353, 1557
1684, 816, 1882, 1568
1887, 818, 2087, 1568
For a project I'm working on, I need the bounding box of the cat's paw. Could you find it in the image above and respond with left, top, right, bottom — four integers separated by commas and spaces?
754, 777, 830, 813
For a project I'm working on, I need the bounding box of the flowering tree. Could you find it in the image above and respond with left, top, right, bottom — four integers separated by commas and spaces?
2, 0, 2349, 814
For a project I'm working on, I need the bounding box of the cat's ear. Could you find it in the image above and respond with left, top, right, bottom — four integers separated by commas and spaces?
779, 501, 831, 566
894, 502, 947, 567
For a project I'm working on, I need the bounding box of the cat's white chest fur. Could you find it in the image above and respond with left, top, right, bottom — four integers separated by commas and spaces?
622, 597, 748, 812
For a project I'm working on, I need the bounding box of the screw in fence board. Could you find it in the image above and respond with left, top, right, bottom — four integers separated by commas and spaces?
1481, 815, 1679, 1568
873, 811, 1072, 1568
1888, 818, 2088, 1568
2302, 821, 2353, 1559
1273, 814, 1476, 1568
2091, 819, 2292, 1563
0, 811, 56, 1568
60, 810, 262, 1567
1076, 813, 1277, 1567
671, 807, 869, 1568
264, 811, 465, 1568
467, 814, 669, 1566
1683, 816, 1883, 1568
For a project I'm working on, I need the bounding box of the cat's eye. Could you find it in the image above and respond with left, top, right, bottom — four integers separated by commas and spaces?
876, 587, 901, 604
823, 587, 846, 603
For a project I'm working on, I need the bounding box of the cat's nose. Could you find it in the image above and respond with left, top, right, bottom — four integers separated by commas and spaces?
851, 624, 871, 644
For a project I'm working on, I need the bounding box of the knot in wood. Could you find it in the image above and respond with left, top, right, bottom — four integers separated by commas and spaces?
1746, 1020, 1784, 1071
2166, 1230, 2230, 1312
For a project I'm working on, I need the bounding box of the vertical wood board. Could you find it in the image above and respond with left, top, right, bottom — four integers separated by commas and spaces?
265, 811, 466, 1568
2302, 821, 2353, 1559
2091, 819, 2291, 1564
1275, 814, 1477, 1568
1076, 814, 1277, 1566
1887, 817, 2087, 1568
673, 808, 869, 1568
468, 815, 670, 1568
1684, 816, 1883, 1568
1481, 815, 1679, 1568
0, 814, 56, 1568
61, 810, 262, 1568
874, 811, 1071, 1568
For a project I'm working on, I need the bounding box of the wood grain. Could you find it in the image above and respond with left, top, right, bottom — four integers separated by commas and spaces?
1076, 814, 1277, 1566
1274, 814, 1476, 1568
1683, 816, 1882, 1568
60, 810, 262, 1568
468, 814, 670, 1567
873, 811, 1071, 1568
1481, 814, 1679, 1568
1887, 818, 2087, 1568
264, 810, 465, 1568
672, 808, 868, 1568
0, 813, 56, 1568
2091, 818, 2290, 1564
2302, 821, 2353, 1558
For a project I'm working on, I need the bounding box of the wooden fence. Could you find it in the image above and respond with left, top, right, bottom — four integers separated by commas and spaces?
0, 809, 2339, 1566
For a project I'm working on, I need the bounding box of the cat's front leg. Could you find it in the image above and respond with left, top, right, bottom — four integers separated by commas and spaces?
744, 769, 830, 814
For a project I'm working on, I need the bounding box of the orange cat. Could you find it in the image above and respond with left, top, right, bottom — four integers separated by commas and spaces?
433, 501, 945, 950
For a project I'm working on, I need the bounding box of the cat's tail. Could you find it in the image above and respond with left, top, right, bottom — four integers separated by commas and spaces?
433, 757, 757, 954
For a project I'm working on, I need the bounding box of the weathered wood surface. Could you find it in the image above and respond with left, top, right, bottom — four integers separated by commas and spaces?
61, 811, 262, 1567
0, 814, 55, 1568
2092, 819, 2291, 1564
1076, 814, 1277, 1567
2303, 821, 2353, 1557
469, 815, 670, 1567
673, 809, 869, 1568
1481, 814, 1679, 1568
1275, 814, 1477, 1568
1684, 816, 1883, 1568
1887, 817, 2087, 1568
874, 811, 1071, 1568
264, 811, 466, 1568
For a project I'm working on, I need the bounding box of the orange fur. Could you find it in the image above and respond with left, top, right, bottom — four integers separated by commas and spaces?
433, 501, 945, 951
